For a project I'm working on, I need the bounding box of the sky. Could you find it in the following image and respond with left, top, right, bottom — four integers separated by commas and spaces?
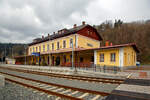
0, 0, 150, 43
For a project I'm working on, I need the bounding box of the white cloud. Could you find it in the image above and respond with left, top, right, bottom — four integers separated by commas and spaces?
0, 0, 149, 43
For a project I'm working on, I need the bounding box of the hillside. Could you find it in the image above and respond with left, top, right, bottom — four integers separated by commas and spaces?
0, 43, 27, 61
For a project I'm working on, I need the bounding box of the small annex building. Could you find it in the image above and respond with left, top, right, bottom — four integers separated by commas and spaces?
14, 21, 139, 68
94, 43, 139, 67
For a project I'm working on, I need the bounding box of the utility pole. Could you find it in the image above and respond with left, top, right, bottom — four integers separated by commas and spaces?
72, 38, 74, 69
4, 46, 6, 64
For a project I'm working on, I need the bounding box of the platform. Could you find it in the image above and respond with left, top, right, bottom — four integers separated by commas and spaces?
106, 70, 150, 100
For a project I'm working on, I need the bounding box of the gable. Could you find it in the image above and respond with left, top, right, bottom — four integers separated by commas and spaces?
77, 25, 102, 41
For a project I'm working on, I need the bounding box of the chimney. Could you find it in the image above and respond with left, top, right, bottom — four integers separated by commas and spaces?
82, 21, 85, 25
58, 30, 61, 34
53, 32, 55, 34
74, 24, 77, 28
48, 33, 50, 37
105, 41, 109, 46
42, 35, 44, 39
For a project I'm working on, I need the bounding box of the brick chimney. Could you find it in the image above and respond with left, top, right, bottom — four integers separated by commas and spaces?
74, 24, 77, 28
105, 41, 109, 46
82, 21, 85, 25
48, 33, 50, 37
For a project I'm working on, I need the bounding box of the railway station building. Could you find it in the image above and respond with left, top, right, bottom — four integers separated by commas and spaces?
15, 21, 139, 67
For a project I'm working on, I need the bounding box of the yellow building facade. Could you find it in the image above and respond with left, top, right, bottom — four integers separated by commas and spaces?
94, 44, 138, 67
26, 23, 102, 66
15, 22, 139, 67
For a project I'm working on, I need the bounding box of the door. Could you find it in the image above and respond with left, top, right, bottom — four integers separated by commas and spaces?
56, 56, 60, 66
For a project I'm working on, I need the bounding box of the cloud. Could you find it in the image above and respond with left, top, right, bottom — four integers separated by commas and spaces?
0, 0, 150, 43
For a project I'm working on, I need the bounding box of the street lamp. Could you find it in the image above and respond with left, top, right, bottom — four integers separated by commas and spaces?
24, 45, 27, 65
71, 38, 74, 69
71, 38, 77, 73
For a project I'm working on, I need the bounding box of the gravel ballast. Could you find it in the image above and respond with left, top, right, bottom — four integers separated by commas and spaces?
0, 81, 59, 100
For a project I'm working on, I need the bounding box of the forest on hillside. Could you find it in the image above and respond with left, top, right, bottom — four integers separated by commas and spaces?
95, 20, 150, 64
0, 43, 27, 60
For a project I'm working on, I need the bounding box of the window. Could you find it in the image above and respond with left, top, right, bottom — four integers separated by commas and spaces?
36, 47, 38, 52
70, 38, 73, 48
39, 46, 41, 52
110, 53, 116, 62
43, 45, 45, 52
52, 43, 54, 50
33, 47, 34, 52
47, 44, 49, 51
63, 40, 66, 48
57, 42, 59, 50
100, 53, 104, 62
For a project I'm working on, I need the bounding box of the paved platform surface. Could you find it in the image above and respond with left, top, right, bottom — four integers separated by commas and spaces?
106, 70, 150, 100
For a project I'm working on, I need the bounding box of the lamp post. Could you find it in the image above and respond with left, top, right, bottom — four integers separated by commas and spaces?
72, 38, 74, 69
24, 45, 26, 65
49, 35, 51, 66
71, 38, 77, 73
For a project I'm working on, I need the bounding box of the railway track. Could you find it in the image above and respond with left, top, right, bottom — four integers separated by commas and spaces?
0, 66, 124, 84
0, 71, 109, 100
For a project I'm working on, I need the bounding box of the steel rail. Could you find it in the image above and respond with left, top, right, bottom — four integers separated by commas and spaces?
0, 71, 110, 96
5, 78, 82, 100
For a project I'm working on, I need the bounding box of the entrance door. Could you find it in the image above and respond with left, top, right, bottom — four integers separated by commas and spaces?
56, 56, 60, 66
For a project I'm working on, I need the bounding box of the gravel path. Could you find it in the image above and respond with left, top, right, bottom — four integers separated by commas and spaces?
0, 69, 119, 93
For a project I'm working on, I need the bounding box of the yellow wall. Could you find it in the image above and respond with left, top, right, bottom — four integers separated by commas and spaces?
28, 34, 76, 55
96, 48, 119, 66
123, 46, 136, 66
77, 34, 100, 49
28, 34, 101, 55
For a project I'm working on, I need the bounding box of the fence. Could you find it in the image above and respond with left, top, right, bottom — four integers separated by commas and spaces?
67, 63, 122, 74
